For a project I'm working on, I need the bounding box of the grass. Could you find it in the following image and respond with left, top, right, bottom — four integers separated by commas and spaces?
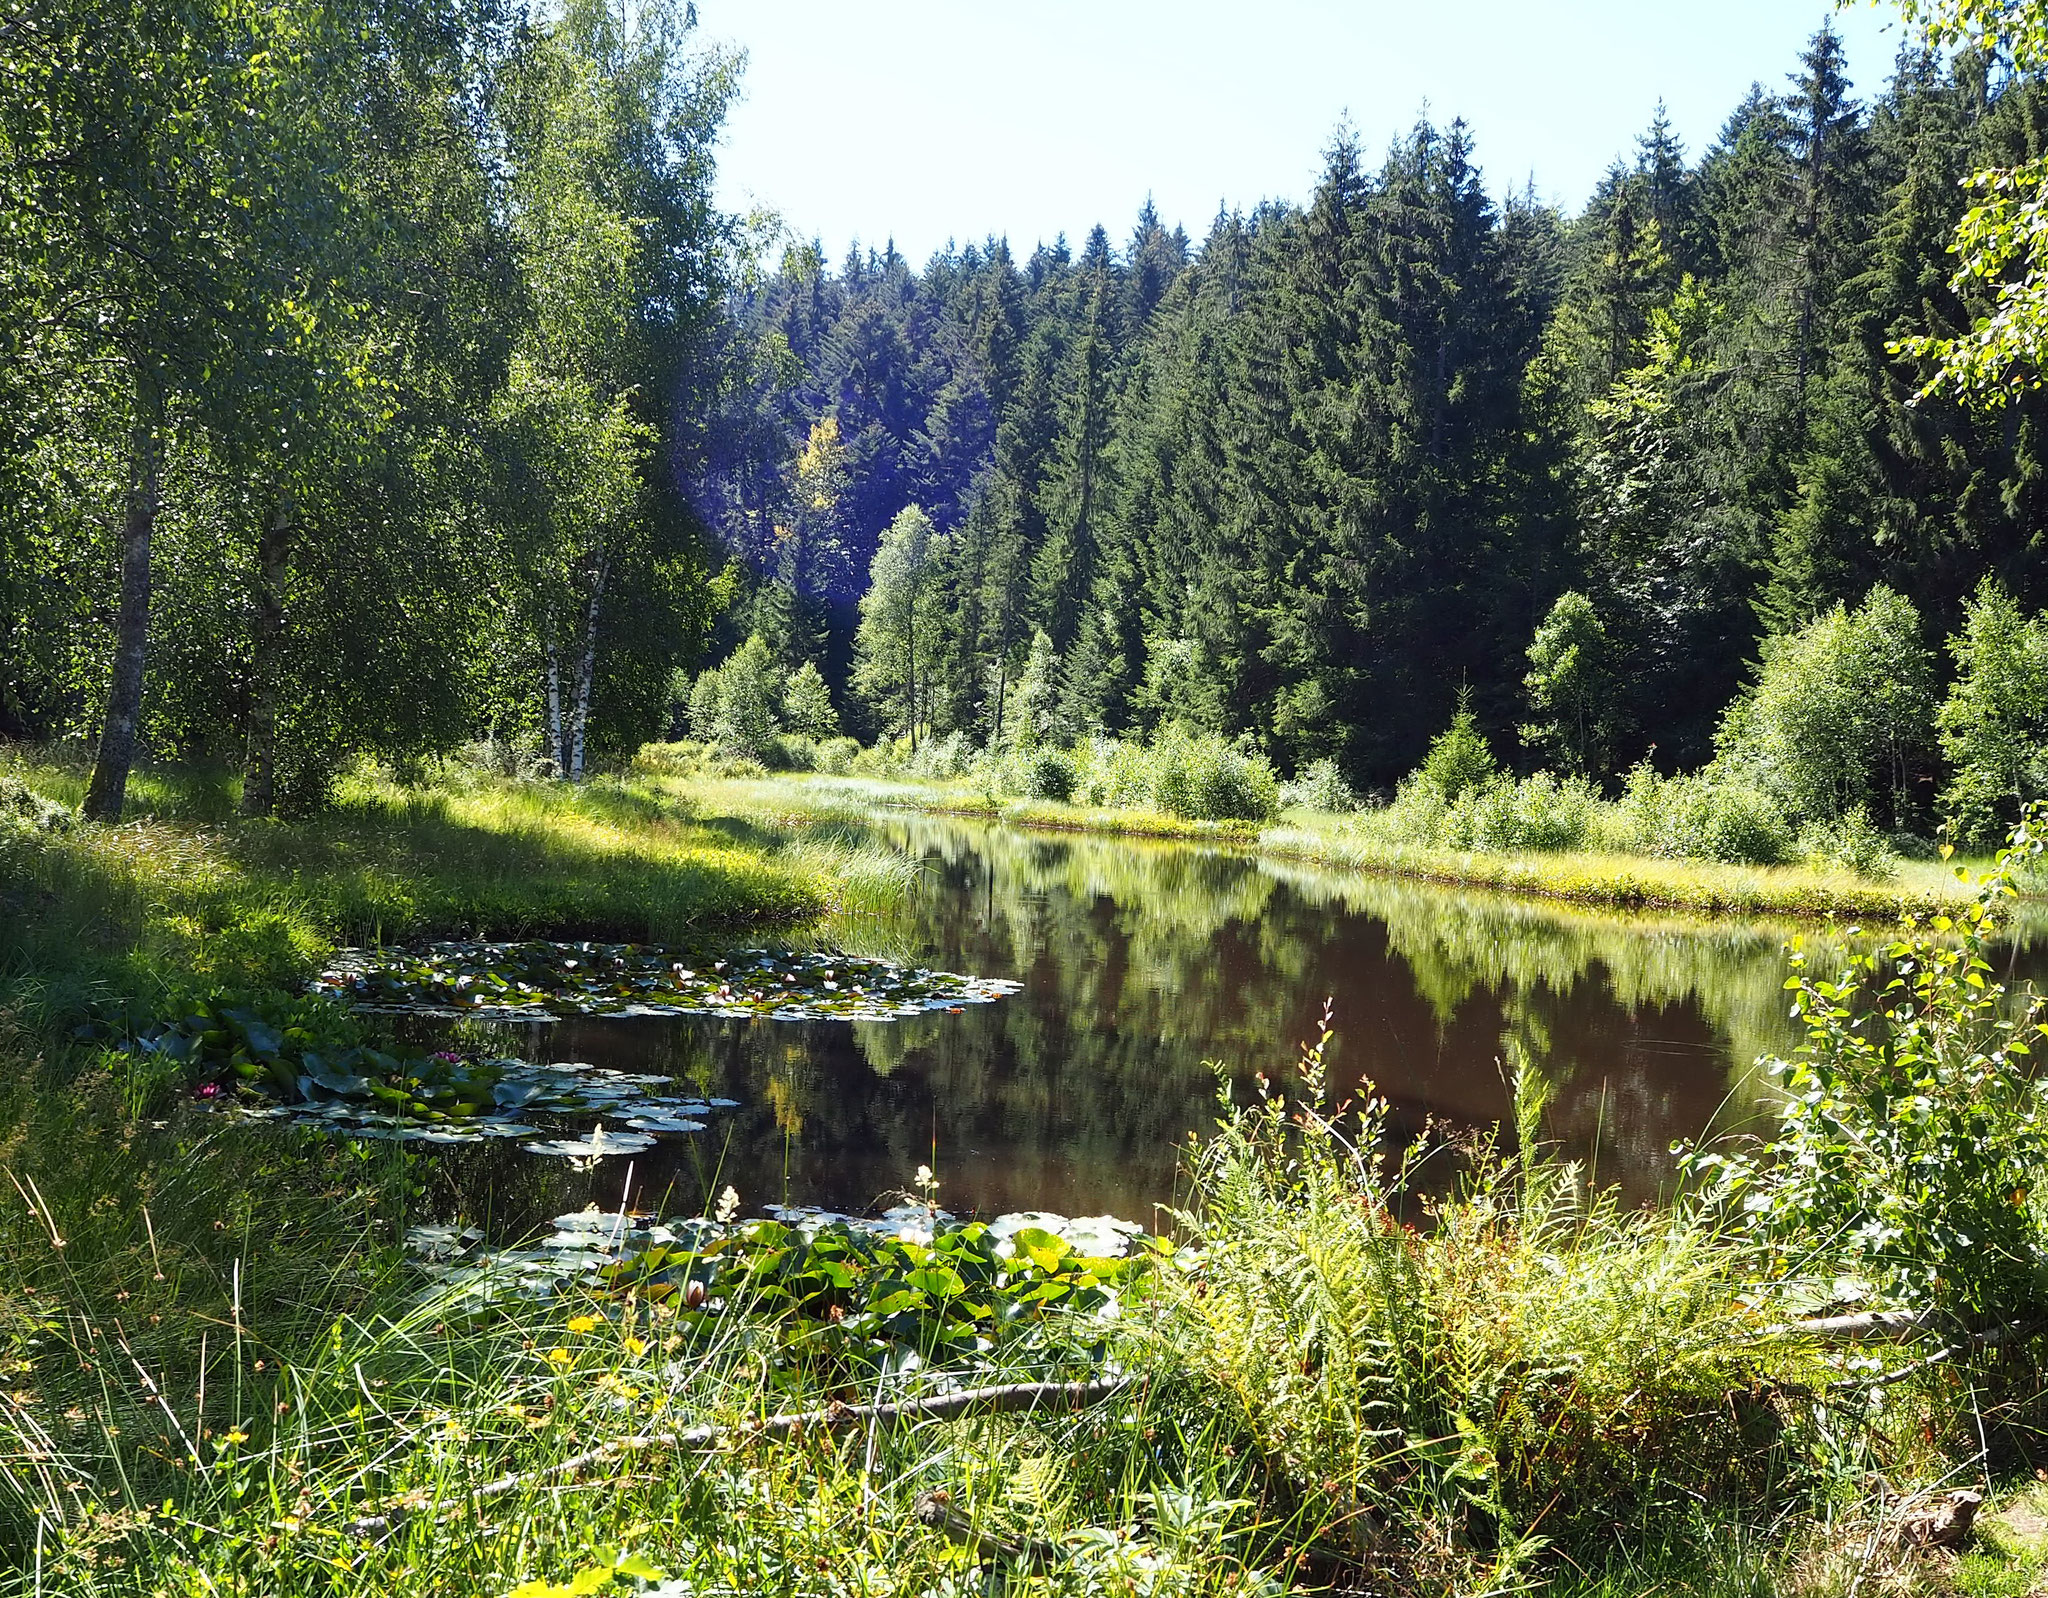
645, 770, 1994, 921
0, 749, 876, 1031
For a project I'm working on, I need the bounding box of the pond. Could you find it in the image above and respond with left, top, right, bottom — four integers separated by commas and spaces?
394, 807, 2026, 1238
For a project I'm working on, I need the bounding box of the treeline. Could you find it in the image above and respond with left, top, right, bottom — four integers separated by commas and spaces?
688, 27, 2048, 833
0, 0, 743, 815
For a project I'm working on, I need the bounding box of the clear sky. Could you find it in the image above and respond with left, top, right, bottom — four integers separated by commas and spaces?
701, 0, 1912, 268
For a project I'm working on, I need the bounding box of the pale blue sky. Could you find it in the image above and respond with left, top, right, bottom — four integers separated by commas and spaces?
702, 1, 1911, 266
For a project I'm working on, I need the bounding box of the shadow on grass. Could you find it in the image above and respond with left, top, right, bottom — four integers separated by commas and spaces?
0, 762, 829, 1029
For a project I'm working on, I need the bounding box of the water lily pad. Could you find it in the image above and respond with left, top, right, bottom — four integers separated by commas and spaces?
315, 940, 1023, 1022
522, 1127, 658, 1160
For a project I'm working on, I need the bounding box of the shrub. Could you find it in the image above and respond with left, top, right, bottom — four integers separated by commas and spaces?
781, 660, 840, 739
906, 730, 972, 780
1463, 771, 1598, 853
1797, 805, 1897, 880
1688, 812, 2048, 1324
628, 740, 709, 779
1522, 589, 1620, 776
814, 736, 861, 775
1149, 727, 1279, 822
0, 774, 72, 836
1937, 578, 2048, 849
1609, 765, 1794, 866
1165, 1029, 1778, 1571
763, 734, 819, 772
850, 736, 910, 777
1279, 757, 1357, 814
1074, 738, 1154, 810
1018, 746, 1078, 802
1715, 585, 1933, 829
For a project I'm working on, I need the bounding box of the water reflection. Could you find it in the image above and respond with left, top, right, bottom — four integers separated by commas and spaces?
422, 812, 2010, 1231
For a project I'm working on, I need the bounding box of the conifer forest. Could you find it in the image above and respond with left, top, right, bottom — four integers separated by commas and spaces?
7, 4, 2048, 836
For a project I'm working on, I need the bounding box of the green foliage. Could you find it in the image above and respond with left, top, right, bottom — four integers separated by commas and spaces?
1689, 811, 2048, 1323
1018, 746, 1080, 802
1611, 764, 1797, 867
1147, 727, 1280, 822
1416, 696, 1499, 804
1714, 587, 1935, 829
582, 1213, 1148, 1377
780, 660, 839, 738
1939, 579, 2048, 849
1279, 758, 1358, 814
689, 634, 783, 757
1795, 805, 1898, 880
1165, 1029, 1779, 1571
1522, 591, 1619, 776
0, 773, 72, 837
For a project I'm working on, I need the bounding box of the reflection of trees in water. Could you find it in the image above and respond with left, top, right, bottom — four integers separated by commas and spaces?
483, 812, 2038, 1221
834, 818, 1836, 1205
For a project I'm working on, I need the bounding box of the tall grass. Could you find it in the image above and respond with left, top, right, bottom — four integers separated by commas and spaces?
1154, 1030, 1788, 1588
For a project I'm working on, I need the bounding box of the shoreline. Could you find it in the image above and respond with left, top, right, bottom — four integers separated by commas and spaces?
668, 772, 1991, 925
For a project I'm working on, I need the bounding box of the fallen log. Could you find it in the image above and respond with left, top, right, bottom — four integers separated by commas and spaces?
347, 1374, 1132, 1540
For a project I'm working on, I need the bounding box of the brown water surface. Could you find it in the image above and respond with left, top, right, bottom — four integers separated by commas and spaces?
426, 811, 1907, 1233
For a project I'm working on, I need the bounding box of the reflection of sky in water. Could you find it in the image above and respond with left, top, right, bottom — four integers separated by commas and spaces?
415, 812, 2048, 1235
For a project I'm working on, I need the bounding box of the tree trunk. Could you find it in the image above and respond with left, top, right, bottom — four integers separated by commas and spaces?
240, 494, 292, 817
545, 632, 563, 776
569, 557, 607, 781
84, 378, 165, 823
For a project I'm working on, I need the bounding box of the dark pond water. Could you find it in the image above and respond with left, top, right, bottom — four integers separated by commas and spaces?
415, 809, 1939, 1236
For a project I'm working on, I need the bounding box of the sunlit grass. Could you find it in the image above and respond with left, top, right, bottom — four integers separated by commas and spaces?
0, 752, 871, 1031
651, 769, 1993, 920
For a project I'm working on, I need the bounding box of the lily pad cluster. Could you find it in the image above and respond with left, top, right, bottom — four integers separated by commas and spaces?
409, 1206, 1159, 1373
315, 940, 1023, 1022
147, 992, 737, 1156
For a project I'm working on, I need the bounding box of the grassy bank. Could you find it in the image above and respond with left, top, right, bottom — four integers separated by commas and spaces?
0, 752, 890, 1030
649, 770, 1989, 921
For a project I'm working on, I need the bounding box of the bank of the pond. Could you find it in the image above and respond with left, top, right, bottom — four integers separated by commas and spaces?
0, 754, 875, 1029
652, 770, 1989, 922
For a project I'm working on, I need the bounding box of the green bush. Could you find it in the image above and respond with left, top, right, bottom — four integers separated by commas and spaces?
1610, 765, 1794, 866
1938, 578, 2048, 849
1019, 746, 1078, 802
1462, 771, 1599, 852
1688, 812, 2048, 1324
0, 774, 73, 836
1074, 738, 1154, 810
1714, 585, 1933, 829
1148, 728, 1279, 822
763, 733, 819, 772
1416, 694, 1498, 802
1166, 1032, 1778, 1570
906, 729, 972, 779
1796, 805, 1897, 880
814, 736, 861, 775
1279, 757, 1357, 813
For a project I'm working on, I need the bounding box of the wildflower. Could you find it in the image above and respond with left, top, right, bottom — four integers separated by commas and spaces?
623, 1335, 647, 1357
566, 1315, 599, 1335
219, 1429, 248, 1447
545, 1347, 571, 1366
195, 1082, 221, 1100
714, 1186, 740, 1223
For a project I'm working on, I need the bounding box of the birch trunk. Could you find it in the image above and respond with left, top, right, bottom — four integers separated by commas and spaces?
240, 494, 292, 817
568, 556, 607, 781
545, 632, 564, 776
84, 376, 165, 823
